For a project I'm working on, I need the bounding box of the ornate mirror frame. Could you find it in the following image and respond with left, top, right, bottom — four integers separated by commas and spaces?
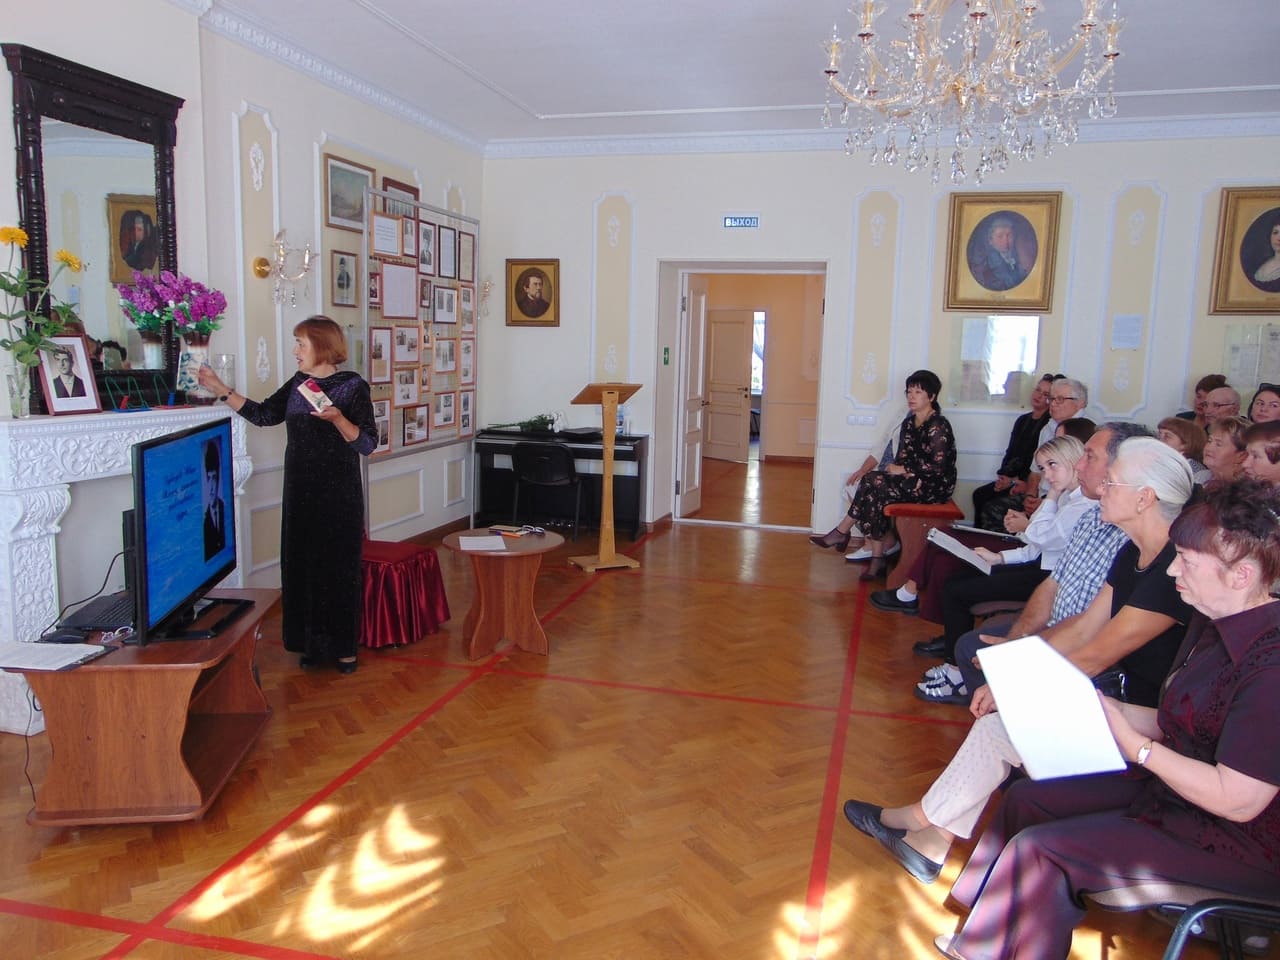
3, 43, 185, 412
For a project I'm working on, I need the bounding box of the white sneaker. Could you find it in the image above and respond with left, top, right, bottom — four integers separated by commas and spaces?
844, 542, 901, 562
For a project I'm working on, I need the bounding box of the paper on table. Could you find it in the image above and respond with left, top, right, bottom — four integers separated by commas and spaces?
926, 526, 993, 574
458, 535, 508, 552
950, 521, 1021, 541
0, 641, 110, 672
976, 636, 1127, 780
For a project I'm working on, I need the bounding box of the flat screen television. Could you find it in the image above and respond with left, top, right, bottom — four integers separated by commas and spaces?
131, 417, 249, 643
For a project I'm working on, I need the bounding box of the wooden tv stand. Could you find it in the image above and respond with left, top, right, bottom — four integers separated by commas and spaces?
17, 589, 278, 827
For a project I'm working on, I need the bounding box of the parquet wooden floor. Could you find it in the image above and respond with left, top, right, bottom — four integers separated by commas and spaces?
687, 453, 812, 528
0, 524, 1224, 959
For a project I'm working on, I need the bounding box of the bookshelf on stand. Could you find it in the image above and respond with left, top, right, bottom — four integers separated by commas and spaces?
568, 382, 642, 572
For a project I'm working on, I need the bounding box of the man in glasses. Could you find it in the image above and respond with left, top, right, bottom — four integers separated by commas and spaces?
978, 377, 1089, 530
1203, 385, 1241, 426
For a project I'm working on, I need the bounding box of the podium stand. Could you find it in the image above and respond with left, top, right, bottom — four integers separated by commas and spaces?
569, 382, 642, 572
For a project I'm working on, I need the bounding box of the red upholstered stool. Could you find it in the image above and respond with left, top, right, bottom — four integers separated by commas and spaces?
882, 500, 965, 591
360, 539, 450, 648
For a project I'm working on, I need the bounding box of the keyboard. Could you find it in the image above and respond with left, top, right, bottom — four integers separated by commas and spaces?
60, 591, 135, 630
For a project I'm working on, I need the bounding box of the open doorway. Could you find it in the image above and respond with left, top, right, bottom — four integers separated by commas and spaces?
672, 268, 824, 530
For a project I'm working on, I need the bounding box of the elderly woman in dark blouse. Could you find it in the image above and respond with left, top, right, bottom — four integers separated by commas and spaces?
812, 370, 957, 581
932, 479, 1280, 960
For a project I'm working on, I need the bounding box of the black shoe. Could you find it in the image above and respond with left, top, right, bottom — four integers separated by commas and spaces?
870, 589, 919, 615
912, 635, 947, 657
809, 529, 851, 551
336, 659, 358, 675
842, 799, 942, 884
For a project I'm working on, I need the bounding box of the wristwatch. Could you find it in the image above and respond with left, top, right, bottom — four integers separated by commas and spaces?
1136, 740, 1153, 766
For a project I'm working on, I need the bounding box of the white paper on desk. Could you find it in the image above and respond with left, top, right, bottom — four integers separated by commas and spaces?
976, 636, 1127, 780
927, 526, 993, 574
458, 535, 507, 551
0, 641, 110, 671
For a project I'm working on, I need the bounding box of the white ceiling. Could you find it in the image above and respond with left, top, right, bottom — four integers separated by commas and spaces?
200, 0, 1280, 156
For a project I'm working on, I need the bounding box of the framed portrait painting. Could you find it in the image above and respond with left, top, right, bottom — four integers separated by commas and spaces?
37, 336, 102, 414
944, 192, 1062, 312
106, 193, 160, 284
418, 220, 436, 276
506, 258, 560, 327
1210, 186, 1280, 314
331, 249, 358, 308
324, 154, 375, 232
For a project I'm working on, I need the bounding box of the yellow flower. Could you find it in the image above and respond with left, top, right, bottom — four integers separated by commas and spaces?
0, 226, 28, 249
54, 249, 82, 273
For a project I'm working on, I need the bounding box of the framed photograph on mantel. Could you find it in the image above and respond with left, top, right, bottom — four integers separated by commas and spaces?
506, 258, 560, 327
37, 335, 102, 414
1210, 186, 1280, 314
944, 192, 1062, 313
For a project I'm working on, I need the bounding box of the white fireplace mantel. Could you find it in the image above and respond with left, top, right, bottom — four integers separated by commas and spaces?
0, 407, 251, 734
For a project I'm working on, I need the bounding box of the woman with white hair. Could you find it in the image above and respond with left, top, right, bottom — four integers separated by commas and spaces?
842, 437, 1195, 885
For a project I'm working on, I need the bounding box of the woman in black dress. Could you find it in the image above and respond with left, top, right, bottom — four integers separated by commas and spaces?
814, 370, 957, 581
198, 316, 376, 673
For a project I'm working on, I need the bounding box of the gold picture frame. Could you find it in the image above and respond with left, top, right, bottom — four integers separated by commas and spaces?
323, 153, 374, 232
106, 193, 160, 285
1209, 186, 1280, 314
506, 258, 560, 327
944, 191, 1062, 313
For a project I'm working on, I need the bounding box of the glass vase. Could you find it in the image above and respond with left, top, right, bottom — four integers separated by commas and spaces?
6, 366, 32, 419
178, 332, 213, 403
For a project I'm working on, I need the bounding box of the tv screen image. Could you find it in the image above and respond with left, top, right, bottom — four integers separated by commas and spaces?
133, 418, 243, 642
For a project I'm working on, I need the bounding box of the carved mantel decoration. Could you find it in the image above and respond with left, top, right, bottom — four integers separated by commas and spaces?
0, 407, 251, 734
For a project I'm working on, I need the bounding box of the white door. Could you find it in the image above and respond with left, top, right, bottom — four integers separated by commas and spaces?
676, 275, 708, 517
703, 308, 753, 462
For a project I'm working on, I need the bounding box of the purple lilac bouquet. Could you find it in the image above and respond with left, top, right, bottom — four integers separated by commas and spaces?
117, 270, 226, 338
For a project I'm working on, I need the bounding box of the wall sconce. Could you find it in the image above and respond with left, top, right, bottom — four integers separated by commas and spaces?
251, 230, 313, 306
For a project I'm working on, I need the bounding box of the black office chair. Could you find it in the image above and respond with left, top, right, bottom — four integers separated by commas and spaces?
1088, 883, 1280, 959
511, 442, 581, 540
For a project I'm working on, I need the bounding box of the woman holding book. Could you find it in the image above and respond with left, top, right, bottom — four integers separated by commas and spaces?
928, 479, 1280, 960
198, 316, 376, 674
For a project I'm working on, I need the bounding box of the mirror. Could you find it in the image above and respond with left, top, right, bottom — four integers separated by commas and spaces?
3, 43, 184, 411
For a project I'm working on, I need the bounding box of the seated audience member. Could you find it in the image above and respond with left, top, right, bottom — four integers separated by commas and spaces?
809, 409, 905, 552
1175, 372, 1227, 429
970, 374, 1052, 528
1203, 415, 1250, 488
842, 437, 1195, 886
918, 423, 1140, 705
926, 480, 1280, 960
811, 370, 956, 581
871, 437, 1089, 679
1204, 385, 1242, 427
1157, 415, 1210, 484
1055, 416, 1095, 445
1242, 420, 1280, 484
977, 377, 1087, 530
1247, 382, 1280, 423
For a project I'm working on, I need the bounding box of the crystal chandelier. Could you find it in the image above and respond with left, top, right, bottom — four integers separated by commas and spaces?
822, 0, 1125, 184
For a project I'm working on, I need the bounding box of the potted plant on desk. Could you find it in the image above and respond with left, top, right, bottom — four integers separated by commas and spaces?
0, 226, 82, 418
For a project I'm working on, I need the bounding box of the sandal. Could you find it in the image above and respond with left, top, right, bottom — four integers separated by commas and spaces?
809, 527, 851, 551
859, 556, 888, 581
914, 675, 969, 705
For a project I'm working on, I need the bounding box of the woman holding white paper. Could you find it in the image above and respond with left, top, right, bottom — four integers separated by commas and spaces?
930, 479, 1280, 960
842, 438, 1194, 886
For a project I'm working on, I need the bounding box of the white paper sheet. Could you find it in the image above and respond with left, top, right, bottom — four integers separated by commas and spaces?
0, 641, 111, 671
458, 535, 508, 552
976, 636, 1127, 780
926, 526, 993, 574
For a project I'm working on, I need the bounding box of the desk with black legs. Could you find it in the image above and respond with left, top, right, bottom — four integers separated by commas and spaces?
13, 589, 278, 827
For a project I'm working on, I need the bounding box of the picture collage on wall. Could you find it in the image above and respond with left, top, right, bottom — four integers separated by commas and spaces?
323, 162, 479, 457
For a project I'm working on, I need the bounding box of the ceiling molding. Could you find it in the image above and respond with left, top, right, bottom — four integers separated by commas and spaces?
484, 113, 1280, 161
197, 5, 484, 155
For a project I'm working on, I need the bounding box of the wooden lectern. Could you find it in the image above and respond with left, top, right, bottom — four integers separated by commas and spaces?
569, 382, 643, 572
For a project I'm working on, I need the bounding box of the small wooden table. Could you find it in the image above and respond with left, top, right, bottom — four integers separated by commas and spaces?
12, 589, 278, 826
443, 529, 564, 659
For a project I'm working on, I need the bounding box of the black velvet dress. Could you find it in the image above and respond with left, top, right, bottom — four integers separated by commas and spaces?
237, 370, 376, 663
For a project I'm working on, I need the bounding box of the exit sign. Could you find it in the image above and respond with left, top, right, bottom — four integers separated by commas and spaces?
723, 215, 759, 229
